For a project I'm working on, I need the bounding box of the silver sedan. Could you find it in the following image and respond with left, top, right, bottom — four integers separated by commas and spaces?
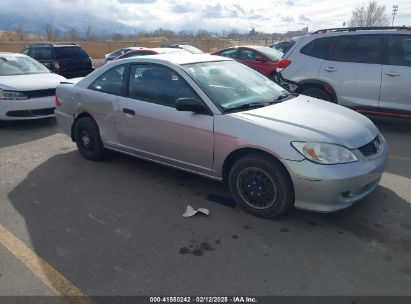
55, 54, 389, 218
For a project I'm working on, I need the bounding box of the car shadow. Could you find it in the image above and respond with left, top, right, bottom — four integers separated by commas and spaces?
0, 118, 58, 149
5, 149, 411, 296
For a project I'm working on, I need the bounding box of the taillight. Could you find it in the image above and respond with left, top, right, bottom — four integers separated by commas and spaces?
55, 96, 61, 107
276, 59, 291, 72
52, 62, 60, 70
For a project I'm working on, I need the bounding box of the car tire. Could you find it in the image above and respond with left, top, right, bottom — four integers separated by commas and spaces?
73, 117, 105, 161
228, 153, 294, 218
301, 87, 331, 102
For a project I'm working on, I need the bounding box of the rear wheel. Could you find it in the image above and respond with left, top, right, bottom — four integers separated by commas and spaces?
301, 87, 331, 102
73, 117, 105, 161
228, 153, 294, 218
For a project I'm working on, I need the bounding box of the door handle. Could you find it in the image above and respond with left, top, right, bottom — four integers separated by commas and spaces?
385, 71, 401, 77
324, 67, 337, 72
123, 108, 135, 115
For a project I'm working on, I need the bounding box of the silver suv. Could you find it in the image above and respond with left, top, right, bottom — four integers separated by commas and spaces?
277, 27, 411, 119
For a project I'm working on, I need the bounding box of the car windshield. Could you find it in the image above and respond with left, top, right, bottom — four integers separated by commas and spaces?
182, 60, 290, 112
0, 54, 50, 76
256, 47, 283, 60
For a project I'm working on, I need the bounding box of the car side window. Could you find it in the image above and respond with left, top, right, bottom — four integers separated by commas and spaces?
300, 37, 335, 59
22, 49, 29, 55
30, 47, 53, 61
387, 35, 411, 67
238, 49, 258, 61
220, 49, 238, 58
329, 35, 382, 64
89, 65, 126, 95
128, 64, 199, 108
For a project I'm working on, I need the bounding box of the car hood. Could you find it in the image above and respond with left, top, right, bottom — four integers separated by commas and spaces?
0, 73, 66, 91
231, 96, 378, 149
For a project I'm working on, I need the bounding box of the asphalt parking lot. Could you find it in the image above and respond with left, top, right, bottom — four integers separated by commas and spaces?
0, 116, 410, 299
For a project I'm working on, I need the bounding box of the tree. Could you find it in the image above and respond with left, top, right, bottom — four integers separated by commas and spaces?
349, 1, 388, 27
14, 26, 25, 41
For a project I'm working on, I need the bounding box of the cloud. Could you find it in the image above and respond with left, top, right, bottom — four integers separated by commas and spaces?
298, 14, 311, 23
280, 15, 295, 22
118, 0, 157, 3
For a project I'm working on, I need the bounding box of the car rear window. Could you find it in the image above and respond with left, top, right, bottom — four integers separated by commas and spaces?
54, 47, 89, 60
300, 37, 335, 59
329, 35, 382, 64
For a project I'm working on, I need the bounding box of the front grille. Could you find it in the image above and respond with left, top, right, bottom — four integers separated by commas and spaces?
6, 108, 55, 117
359, 136, 380, 157
23, 89, 56, 99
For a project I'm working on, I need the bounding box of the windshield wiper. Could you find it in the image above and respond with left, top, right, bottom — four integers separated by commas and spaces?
224, 102, 269, 113
274, 93, 299, 102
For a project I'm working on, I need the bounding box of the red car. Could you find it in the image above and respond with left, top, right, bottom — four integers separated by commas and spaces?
114, 48, 188, 60
212, 46, 283, 80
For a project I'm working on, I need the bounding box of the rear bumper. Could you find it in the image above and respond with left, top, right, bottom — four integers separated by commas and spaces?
0, 96, 55, 120
284, 141, 389, 212
55, 109, 74, 138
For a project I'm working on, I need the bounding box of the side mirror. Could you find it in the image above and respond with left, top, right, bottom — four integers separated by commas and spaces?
175, 97, 211, 115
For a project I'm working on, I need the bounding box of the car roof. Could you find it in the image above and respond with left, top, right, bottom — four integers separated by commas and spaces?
117, 53, 231, 65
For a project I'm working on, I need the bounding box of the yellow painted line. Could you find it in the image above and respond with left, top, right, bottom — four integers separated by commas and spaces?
0, 223, 93, 304
390, 155, 411, 162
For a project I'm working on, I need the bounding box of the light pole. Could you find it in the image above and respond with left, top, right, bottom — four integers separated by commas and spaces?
392, 5, 399, 26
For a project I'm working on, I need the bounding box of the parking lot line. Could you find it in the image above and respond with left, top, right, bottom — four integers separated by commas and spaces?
0, 223, 93, 304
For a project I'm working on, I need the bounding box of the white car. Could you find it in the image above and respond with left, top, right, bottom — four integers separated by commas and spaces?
0, 52, 66, 120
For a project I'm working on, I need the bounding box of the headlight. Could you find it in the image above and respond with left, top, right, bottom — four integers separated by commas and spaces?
0, 89, 29, 100
291, 142, 358, 165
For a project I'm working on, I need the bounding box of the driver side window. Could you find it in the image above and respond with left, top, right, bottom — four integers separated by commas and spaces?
128, 64, 199, 108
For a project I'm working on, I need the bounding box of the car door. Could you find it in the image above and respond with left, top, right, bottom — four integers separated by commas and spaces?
379, 34, 411, 115
318, 34, 383, 109
238, 48, 268, 74
85, 64, 128, 145
117, 63, 214, 176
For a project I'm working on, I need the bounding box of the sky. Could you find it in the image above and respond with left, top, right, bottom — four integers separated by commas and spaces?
1, 0, 410, 33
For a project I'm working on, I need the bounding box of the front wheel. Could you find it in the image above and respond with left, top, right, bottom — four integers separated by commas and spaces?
300, 87, 331, 102
228, 153, 294, 218
73, 117, 105, 161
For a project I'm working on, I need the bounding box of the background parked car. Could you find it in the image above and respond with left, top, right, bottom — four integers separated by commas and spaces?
212, 46, 283, 80
104, 47, 143, 63
160, 44, 204, 54
0, 52, 66, 120
276, 26, 411, 118
114, 47, 190, 60
22, 43, 94, 79
269, 38, 300, 53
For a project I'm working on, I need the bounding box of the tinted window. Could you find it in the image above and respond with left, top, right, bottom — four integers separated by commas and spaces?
21, 49, 29, 55
128, 64, 198, 108
219, 49, 238, 58
239, 49, 258, 60
55, 47, 89, 60
387, 35, 411, 67
301, 37, 335, 59
89, 65, 126, 95
30, 47, 54, 60
329, 35, 382, 64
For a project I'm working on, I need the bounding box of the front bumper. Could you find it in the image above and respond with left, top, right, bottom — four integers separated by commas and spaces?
0, 96, 55, 120
284, 141, 389, 212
